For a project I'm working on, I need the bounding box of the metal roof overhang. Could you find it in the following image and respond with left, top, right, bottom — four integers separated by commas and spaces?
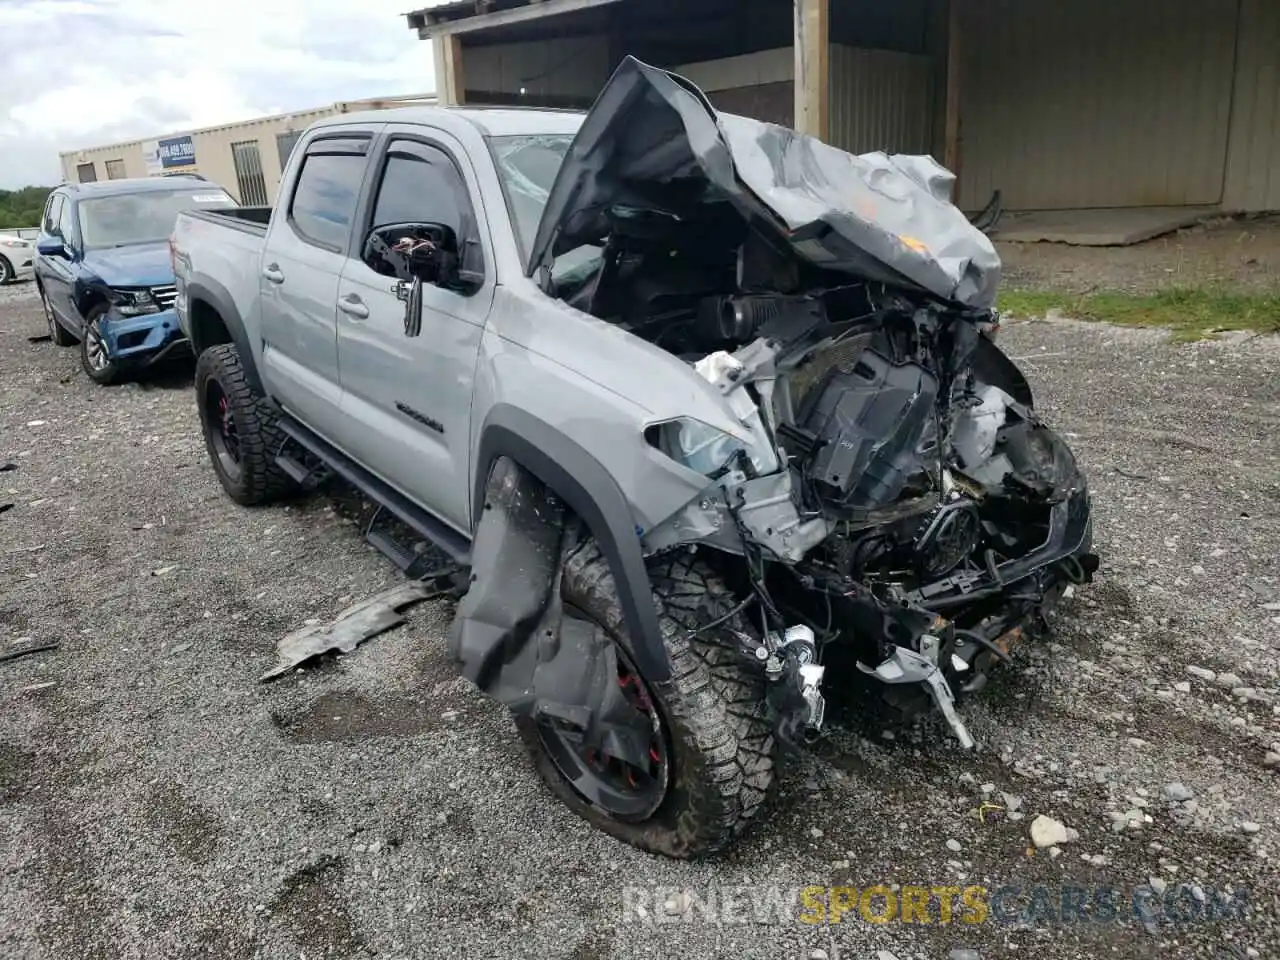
405, 0, 624, 38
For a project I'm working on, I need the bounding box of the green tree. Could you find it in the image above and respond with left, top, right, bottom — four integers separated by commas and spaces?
0, 187, 53, 229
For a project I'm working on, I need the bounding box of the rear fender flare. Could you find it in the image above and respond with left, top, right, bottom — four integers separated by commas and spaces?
474, 406, 671, 683
185, 277, 263, 394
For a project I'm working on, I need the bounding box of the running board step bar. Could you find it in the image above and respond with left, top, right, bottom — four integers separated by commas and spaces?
363, 507, 457, 580
276, 418, 471, 566
274, 449, 330, 489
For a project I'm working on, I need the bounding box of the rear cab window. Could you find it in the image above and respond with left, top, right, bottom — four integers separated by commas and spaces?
287, 136, 371, 252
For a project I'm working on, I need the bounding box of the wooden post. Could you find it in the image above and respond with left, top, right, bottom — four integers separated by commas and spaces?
943, 0, 963, 191
433, 33, 466, 106
793, 0, 829, 141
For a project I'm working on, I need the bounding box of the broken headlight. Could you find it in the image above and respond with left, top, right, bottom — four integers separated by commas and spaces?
109, 287, 161, 316
645, 418, 773, 477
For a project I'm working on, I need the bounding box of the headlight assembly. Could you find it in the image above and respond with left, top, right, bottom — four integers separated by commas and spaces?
645, 417, 774, 478
110, 288, 161, 316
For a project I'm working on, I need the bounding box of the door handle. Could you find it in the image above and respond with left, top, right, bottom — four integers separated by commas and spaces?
338, 294, 369, 320
262, 263, 285, 284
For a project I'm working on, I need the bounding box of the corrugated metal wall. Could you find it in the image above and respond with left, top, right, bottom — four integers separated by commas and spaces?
829, 45, 933, 155
958, 0, 1240, 210
1223, 0, 1280, 211
464, 36, 611, 106
675, 46, 933, 155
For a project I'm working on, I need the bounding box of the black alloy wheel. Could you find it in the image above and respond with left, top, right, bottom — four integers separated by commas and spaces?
534, 637, 671, 821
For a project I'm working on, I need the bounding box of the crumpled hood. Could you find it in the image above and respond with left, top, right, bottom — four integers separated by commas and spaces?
526, 55, 1001, 309
81, 241, 174, 288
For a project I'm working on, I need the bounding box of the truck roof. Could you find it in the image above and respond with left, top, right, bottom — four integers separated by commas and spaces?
310, 105, 586, 138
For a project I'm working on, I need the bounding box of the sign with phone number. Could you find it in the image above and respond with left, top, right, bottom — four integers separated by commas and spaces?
157, 135, 196, 168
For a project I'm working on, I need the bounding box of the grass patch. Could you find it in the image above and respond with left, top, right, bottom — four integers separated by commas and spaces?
997, 287, 1280, 342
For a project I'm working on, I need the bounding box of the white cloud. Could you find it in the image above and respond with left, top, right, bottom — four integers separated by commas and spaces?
0, 0, 436, 188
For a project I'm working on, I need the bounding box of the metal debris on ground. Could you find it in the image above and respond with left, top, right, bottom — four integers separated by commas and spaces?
0, 642, 60, 664
260, 579, 450, 682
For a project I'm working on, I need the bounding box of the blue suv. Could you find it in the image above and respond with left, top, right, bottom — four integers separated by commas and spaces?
34, 176, 236, 383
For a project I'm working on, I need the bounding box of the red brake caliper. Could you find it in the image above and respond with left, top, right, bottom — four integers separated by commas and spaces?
613, 672, 658, 787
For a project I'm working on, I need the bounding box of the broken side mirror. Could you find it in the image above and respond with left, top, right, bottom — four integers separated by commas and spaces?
404, 274, 423, 338
362, 221, 483, 295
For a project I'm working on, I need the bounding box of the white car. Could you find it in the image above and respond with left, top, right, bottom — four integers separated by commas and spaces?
0, 235, 35, 284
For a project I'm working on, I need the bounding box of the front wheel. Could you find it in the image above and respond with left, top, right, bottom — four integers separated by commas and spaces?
516, 544, 778, 858
0, 256, 12, 285
194, 344, 294, 506
80, 304, 125, 384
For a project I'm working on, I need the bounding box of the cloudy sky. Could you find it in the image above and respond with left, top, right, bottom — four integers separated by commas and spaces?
0, 0, 437, 188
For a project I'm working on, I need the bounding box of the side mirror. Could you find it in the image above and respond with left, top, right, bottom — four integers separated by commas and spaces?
362, 221, 483, 294
36, 237, 67, 258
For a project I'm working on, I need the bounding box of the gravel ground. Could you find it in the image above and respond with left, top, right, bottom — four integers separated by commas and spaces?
1, 277, 1278, 960
997, 213, 1280, 296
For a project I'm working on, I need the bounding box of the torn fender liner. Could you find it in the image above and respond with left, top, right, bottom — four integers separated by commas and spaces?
449, 458, 652, 762
449, 457, 566, 691
527, 55, 1000, 309
259, 582, 435, 682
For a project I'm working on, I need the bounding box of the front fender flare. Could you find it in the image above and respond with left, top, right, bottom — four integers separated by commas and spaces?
473, 406, 671, 683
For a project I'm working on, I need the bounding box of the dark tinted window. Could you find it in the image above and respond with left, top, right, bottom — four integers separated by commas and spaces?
289, 152, 365, 249
43, 194, 63, 234
371, 141, 469, 236
56, 199, 76, 243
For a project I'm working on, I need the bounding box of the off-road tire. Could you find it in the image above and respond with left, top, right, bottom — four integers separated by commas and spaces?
516, 543, 778, 858
39, 286, 77, 346
195, 344, 294, 506
80, 304, 126, 385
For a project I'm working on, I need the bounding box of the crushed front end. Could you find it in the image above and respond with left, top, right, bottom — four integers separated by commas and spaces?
518, 56, 1100, 750
638, 289, 1098, 749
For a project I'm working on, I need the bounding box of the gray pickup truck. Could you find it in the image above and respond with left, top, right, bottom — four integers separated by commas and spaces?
172, 57, 1097, 858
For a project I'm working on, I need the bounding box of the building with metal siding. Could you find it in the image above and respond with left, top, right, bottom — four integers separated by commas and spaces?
59, 94, 437, 205
407, 0, 1280, 217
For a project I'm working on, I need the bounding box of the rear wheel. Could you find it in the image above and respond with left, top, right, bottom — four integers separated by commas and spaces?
0, 256, 12, 285
516, 543, 778, 858
195, 343, 294, 506
39, 287, 76, 346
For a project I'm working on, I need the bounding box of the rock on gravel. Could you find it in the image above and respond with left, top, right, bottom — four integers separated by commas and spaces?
1030, 815, 1076, 848
1163, 782, 1193, 802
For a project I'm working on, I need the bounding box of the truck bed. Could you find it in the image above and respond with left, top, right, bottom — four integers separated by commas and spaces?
182, 206, 271, 236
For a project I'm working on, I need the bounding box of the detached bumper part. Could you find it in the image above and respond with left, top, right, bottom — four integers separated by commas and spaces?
859, 641, 976, 750
100, 307, 190, 367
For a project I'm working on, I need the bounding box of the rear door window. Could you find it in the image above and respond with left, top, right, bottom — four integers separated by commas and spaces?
288, 141, 368, 251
